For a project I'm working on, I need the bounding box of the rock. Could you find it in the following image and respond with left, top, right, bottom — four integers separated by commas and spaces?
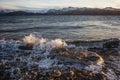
103, 39, 119, 48
53, 70, 62, 77
16, 57, 22, 62
49, 77, 54, 80
70, 70, 74, 76
18, 44, 33, 50
52, 48, 104, 67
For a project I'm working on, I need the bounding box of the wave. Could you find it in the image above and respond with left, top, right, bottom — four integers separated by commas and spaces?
0, 26, 84, 33
0, 26, 52, 33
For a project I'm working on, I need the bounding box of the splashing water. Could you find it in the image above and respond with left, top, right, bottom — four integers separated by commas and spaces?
23, 33, 46, 46
23, 33, 67, 51
22, 33, 68, 69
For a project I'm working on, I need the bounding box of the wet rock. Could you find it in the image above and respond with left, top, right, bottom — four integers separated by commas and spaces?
52, 48, 104, 67
16, 57, 22, 62
103, 38, 119, 48
49, 77, 54, 80
0, 71, 10, 80
18, 44, 33, 50
53, 70, 62, 77
70, 70, 75, 76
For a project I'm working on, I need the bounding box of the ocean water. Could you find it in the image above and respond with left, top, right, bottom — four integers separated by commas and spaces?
0, 15, 120, 40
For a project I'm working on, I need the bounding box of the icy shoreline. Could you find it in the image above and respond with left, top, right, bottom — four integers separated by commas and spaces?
0, 34, 120, 80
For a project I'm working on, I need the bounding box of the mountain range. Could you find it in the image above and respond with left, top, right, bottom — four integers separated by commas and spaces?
0, 7, 120, 15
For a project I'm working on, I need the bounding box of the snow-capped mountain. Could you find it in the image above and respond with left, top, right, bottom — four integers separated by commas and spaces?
0, 7, 120, 15
0, 7, 82, 14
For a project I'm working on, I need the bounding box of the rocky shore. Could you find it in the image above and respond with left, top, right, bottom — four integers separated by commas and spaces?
0, 34, 119, 80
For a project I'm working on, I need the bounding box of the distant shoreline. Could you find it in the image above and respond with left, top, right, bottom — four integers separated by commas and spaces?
0, 7, 120, 16
1, 14, 120, 16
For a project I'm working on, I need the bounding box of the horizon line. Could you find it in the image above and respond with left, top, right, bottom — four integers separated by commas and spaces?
0, 6, 120, 10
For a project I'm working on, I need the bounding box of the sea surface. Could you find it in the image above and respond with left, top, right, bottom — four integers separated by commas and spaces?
0, 15, 120, 40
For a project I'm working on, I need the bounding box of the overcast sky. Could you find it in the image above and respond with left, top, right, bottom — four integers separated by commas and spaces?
0, 0, 120, 10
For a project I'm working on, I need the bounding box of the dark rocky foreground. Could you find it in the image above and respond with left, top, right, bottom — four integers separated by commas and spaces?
0, 38, 120, 80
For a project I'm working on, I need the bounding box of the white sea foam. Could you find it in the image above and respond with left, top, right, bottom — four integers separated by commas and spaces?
23, 33, 46, 46
23, 33, 67, 51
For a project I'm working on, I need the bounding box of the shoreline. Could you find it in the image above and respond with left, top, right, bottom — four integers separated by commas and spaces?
0, 34, 119, 80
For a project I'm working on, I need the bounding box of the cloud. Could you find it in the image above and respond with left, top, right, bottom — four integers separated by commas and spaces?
0, 5, 21, 10
0, 0, 120, 10
109, 0, 120, 8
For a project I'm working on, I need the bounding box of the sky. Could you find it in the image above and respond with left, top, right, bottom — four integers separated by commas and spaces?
0, 0, 120, 10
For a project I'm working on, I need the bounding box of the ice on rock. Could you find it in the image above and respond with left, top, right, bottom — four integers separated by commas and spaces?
38, 58, 58, 69
0, 33, 119, 80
